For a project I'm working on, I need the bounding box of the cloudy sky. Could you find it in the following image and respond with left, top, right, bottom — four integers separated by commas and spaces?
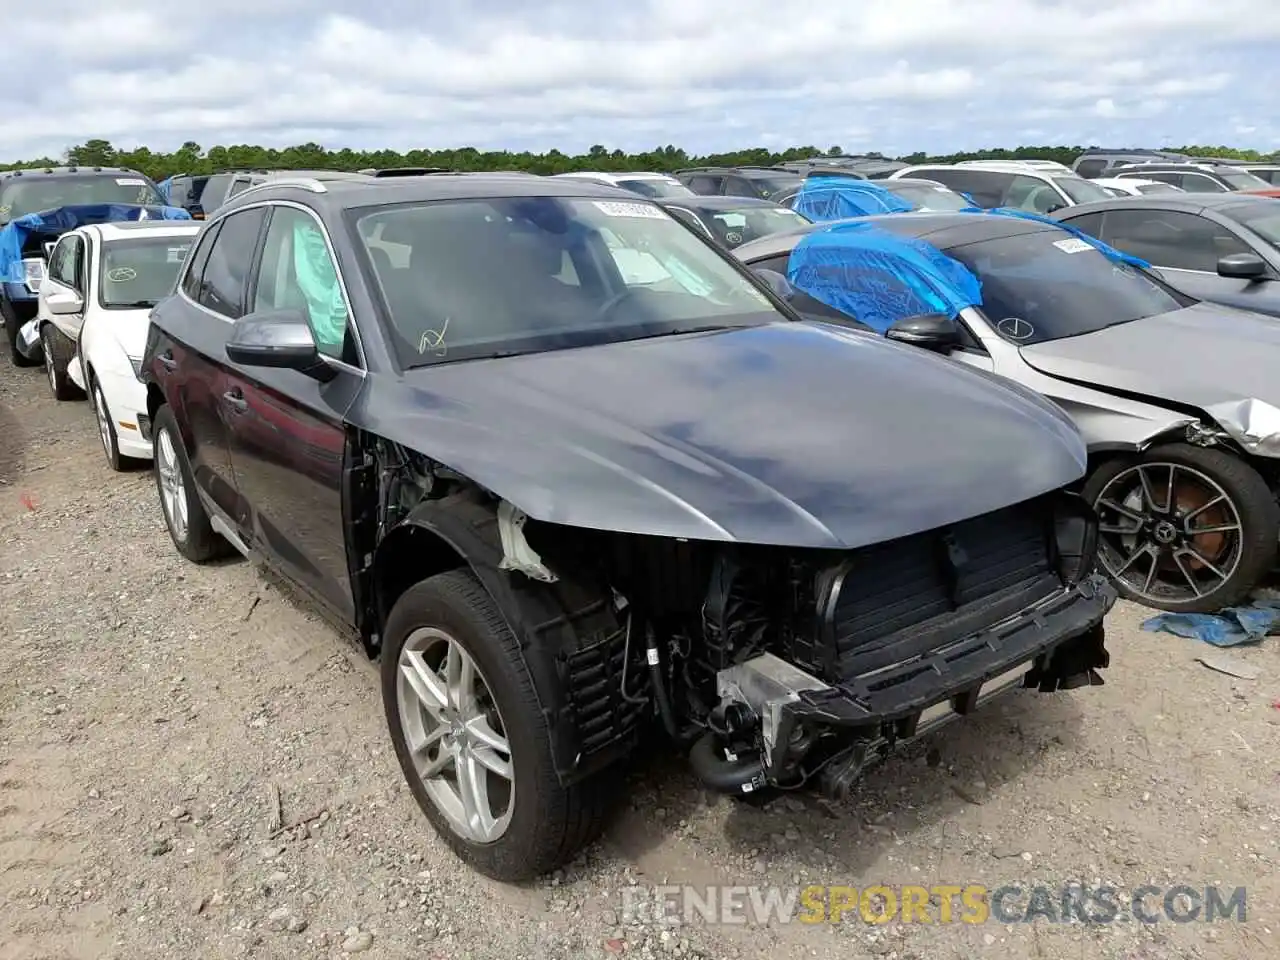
5, 0, 1280, 163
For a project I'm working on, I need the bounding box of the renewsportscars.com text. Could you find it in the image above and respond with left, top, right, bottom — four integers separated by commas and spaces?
619, 883, 1247, 926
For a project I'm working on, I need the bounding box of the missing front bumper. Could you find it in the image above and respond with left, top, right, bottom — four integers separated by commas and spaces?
694, 573, 1115, 795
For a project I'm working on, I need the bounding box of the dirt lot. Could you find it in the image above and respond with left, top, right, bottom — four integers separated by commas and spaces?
1, 357, 1278, 960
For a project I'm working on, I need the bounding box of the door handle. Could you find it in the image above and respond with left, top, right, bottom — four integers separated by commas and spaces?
156, 351, 177, 370
222, 389, 248, 413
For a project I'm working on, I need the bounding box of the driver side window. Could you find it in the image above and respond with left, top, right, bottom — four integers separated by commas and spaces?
48, 236, 78, 288
253, 205, 357, 365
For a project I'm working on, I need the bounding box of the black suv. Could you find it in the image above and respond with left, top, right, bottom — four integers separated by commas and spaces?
675, 166, 804, 201
140, 173, 1112, 881
1, 165, 167, 364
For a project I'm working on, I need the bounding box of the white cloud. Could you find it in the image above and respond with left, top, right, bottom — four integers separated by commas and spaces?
4, 0, 1280, 162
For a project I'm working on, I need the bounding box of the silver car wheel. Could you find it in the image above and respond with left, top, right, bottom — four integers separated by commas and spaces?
396, 627, 514, 844
93, 384, 113, 460
156, 428, 189, 542
1095, 461, 1243, 604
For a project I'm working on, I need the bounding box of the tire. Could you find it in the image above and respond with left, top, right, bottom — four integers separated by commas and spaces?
41, 324, 83, 401
89, 372, 128, 472
1083, 443, 1279, 612
382, 570, 612, 882
3, 300, 39, 368
151, 404, 232, 563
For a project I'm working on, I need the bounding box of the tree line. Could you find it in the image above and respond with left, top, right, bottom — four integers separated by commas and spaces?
3, 139, 1277, 182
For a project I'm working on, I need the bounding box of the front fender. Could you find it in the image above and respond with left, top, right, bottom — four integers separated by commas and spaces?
377, 493, 638, 786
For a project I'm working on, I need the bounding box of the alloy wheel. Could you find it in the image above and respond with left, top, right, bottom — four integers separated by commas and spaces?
156, 428, 189, 542
396, 627, 514, 844
1094, 461, 1243, 604
93, 385, 113, 460
44, 335, 57, 394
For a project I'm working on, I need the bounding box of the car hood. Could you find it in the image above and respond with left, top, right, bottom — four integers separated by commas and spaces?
356, 321, 1087, 549
1019, 302, 1280, 455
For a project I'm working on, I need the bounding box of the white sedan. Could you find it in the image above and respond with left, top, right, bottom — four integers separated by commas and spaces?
36, 221, 200, 469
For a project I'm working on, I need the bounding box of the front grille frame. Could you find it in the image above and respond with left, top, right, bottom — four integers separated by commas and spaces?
799, 492, 1066, 684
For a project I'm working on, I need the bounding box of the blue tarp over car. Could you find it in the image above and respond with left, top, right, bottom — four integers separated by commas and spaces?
785, 220, 984, 333
792, 176, 915, 221
0, 203, 191, 282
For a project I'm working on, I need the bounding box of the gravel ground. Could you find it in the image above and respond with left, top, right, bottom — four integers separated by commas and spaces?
2, 357, 1278, 960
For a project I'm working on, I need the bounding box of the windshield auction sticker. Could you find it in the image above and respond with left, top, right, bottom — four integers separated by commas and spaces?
593, 201, 668, 219
1052, 237, 1094, 254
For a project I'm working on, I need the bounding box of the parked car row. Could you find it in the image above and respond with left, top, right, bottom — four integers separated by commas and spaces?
9, 154, 1279, 886
7, 166, 1130, 885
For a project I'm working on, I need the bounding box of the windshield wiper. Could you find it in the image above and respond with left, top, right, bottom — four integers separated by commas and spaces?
108, 300, 160, 309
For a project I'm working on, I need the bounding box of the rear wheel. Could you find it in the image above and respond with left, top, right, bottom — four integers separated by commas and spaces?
382, 570, 612, 881
1084, 443, 1278, 612
152, 404, 232, 563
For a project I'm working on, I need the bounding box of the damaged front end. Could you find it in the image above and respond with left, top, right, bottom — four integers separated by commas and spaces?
357, 433, 1113, 804
680, 491, 1114, 800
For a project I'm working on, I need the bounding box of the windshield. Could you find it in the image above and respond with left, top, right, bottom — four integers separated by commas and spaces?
883, 182, 972, 211
617, 178, 695, 199
1224, 203, 1280, 250
696, 205, 811, 248
1219, 170, 1272, 190
946, 230, 1187, 344
1052, 177, 1113, 204
0, 175, 165, 224
351, 196, 785, 367
98, 235, 194, 308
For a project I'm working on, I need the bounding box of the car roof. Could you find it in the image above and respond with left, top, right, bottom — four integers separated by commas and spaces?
734, 211, 1053, 262
1052, 193, 1277, 218
657, 195, 787, 212
0, 166, 148, 181
221, 172, 645, 213
899, 163, 1055, 182
1113, 162, 1228, 174
90, 221, 202, 240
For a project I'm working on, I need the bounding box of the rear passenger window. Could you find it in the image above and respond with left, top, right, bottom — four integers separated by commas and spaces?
1074, 159, 1106, 179
197, 208, 267, 318
180, 221, 221, 301
1099, 209, 1248, 272
685, 175, 721, 194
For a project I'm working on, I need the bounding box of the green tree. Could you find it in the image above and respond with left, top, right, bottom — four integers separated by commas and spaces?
4, 138, 1273, 181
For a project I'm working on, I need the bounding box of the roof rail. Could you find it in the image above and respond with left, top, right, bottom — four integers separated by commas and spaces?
237, 176, 329, 196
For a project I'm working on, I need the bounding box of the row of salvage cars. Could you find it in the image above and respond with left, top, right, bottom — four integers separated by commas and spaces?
3, 158, 1279, 884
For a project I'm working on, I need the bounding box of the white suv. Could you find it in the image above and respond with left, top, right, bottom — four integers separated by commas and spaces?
888, 161, 1113, 213
552, 171, 694, 199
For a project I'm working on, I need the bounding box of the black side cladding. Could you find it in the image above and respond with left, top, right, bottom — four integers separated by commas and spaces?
803, 493, 1065, 684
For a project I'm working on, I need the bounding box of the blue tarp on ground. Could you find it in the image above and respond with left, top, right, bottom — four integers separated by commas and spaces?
785, 220, 984, 333
1142, 596, 1280, 647
792, 176, 915, 222
0, 203, 191, 282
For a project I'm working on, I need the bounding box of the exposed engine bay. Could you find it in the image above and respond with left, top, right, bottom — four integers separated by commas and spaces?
360, 436, 1114, 802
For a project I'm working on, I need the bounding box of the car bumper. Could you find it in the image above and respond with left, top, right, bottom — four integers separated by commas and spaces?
98, 367, 153, 459
709, 573, 1115, 789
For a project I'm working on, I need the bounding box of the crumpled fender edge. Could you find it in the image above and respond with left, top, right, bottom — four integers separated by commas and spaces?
381, 495, 637, 786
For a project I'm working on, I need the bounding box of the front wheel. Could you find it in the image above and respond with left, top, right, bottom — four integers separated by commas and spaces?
42, 324, 83, 401
4, 301, 39, 368
382, 570, 612, 881
1084, 443, 1279, 612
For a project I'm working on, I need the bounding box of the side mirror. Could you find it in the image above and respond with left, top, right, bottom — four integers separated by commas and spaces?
45, 289, 84, 315
751, 267, 795, 300
885, 313, 962, 351
1217, 252, 1268, 280
43, 241, 56, 259
225, 309, 335, 381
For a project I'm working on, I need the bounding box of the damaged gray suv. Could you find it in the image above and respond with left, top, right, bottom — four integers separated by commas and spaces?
140, 173, 1113, 881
